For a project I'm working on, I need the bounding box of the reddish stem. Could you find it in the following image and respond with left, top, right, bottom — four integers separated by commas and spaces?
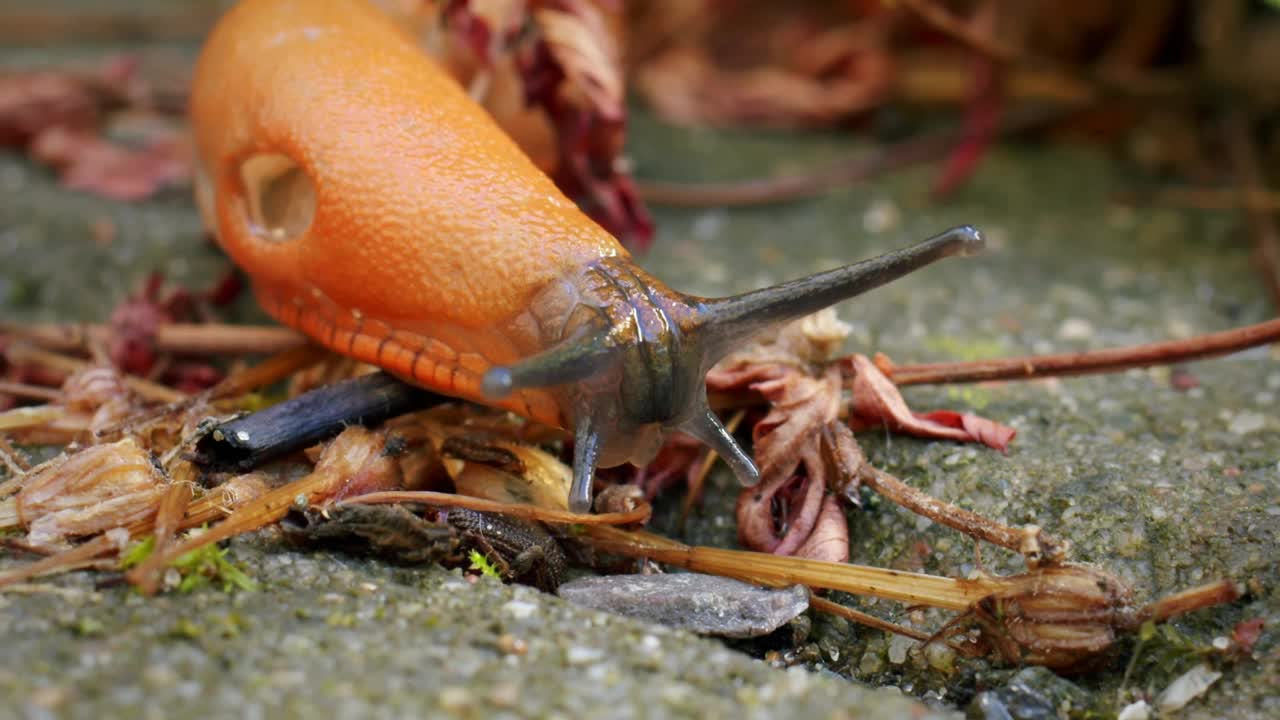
879, 318, 1280, 386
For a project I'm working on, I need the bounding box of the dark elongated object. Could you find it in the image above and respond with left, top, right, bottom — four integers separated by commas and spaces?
192, 371, 444, 471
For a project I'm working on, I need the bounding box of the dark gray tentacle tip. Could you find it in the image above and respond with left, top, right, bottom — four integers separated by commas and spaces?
569, 417, 602, 514
681, 407, 760, 488
948, 225, 985, 256
481, 367, 513, 399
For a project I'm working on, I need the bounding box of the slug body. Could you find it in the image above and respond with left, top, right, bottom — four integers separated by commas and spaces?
192, 0, 984, 513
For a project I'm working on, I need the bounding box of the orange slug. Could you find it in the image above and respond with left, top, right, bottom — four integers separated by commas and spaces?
190, 0, 984, 513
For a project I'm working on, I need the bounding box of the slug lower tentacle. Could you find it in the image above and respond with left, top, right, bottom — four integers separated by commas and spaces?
191, 0, 986, 514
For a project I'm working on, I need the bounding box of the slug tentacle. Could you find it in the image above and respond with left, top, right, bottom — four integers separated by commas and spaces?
571, 413, 603, 514
678, 402, 760, 488
693, 226, 984, 361
482, 227, 985, 513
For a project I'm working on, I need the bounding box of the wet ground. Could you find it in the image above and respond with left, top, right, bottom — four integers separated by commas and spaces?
1, 22, 1278, 720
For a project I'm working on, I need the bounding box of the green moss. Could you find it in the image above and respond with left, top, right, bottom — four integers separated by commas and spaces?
922, 336, 1006, 362
468, 550, 502, 580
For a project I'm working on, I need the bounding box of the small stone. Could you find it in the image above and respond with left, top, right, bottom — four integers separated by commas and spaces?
862, 198, 901, 234
557, 573, 808, 638
1117, 700, 1151, 720
887, 634, 916, 665
1056, 317, 1094, 341
565, 645, 605, 665
501, 599, 538, 620
496, 634, 527, 656
436, 686, 472, 711
1227, 411, 1267, 436
1157, 663, 1222, 712
923, 640, 955, 674
859, 648, 886, 674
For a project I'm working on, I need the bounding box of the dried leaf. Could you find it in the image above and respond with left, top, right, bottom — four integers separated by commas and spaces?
632, 15, 892, 129
848, 354, 1016, 451
791, 493, 849, 563
711, 311, 854, 560
438, 0, 653, 248
29, 125, 190, 202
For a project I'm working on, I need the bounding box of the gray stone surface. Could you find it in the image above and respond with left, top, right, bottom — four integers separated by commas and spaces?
1, 30, 1277, 720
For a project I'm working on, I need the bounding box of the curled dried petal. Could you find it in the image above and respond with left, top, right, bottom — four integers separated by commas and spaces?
849, 354, 1016, 451
15, 438, 163, 548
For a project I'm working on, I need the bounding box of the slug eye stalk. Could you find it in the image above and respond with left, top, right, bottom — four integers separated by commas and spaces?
483, 226, 986, 513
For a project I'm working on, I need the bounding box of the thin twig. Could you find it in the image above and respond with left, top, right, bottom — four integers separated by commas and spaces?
862, 468, 1066, 565
808, 595, 931, 641
0, 322, 306, 356
4, 343, 185, 403
898, 0, 1020, 62
0, 532, 128, 590
0, 434, 32, 473
880, 317, 1280, 386
0, 381, 63, 402
207, 344, 327, 400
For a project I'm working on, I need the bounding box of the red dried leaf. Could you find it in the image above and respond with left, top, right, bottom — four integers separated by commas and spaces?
104, 273, 228, 391
523, 1, 654, 249
1232, 618, 1264, 654
791, 492, 849, 563
442, 0, 653, 249
29, 125, 190, 202
0, 70, 104, 147
848, 354, 1016, 451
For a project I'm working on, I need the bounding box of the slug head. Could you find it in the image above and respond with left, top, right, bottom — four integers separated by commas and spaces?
483, 226, 985, 513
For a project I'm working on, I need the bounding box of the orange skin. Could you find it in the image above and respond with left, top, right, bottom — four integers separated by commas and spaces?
191, 0, 983, 512
191, 0, 621, 429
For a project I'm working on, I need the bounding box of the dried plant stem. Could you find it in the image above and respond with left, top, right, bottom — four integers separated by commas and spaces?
1224, 112, 1280, 309
0, 531, 127, 590
862, 468, 1065, 563
123, 481, 194, 591
578, 525, 1005, 611
1, 322, 307, 357
207, 344, 327, 399
0, 405, 68, 432
1141, 579, 1242, 624
808, 595, 931, 641
127, 465, 342, 595
898, 0, 1019, 62
0, 381, 62, 402
151, 482, 194, 552
5, 343, 184, 403
0, 434, 30, 474
341, 491, 652, 527
882, 318, 1280, 386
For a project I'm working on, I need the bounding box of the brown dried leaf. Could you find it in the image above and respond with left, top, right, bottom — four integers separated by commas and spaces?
633, 21, 892, 129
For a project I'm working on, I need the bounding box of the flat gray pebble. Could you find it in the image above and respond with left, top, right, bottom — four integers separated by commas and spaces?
558, 573, 809, 638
